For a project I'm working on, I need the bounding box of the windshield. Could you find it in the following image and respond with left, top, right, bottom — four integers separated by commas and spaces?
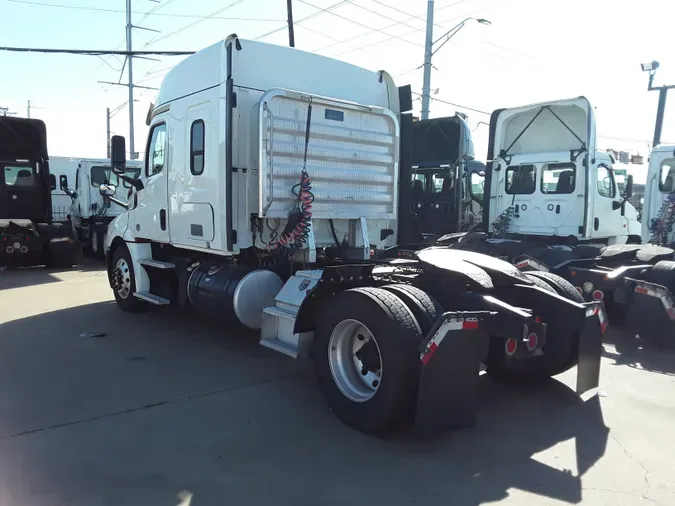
91, 165, 140, 189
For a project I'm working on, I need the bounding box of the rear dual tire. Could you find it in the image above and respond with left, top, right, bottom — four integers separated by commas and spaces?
313, 286, 437, 434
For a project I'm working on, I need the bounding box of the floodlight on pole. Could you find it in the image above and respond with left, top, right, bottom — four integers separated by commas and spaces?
640, 60, 675, 146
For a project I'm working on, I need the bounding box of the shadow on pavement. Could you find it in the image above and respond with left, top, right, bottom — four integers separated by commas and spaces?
0, 258, 103, 290
0, 300, 611, 506
601, 325, 675, 377
383, 378, 609, 505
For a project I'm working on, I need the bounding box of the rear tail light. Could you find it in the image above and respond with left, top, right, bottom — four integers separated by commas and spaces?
526, 332, 538, 351
505, 338, 518, 356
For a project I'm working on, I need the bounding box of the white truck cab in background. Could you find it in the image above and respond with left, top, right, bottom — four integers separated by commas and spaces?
48, 156, 79, 222
642, 144, 675, 245
60, 158, 142, 257
486, 97, 640, 244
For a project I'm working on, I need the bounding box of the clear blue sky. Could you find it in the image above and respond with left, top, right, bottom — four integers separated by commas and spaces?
2, 0, 674, 162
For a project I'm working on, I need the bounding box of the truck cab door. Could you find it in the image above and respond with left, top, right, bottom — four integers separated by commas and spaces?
132, 122, 169, 242
590, 163, 626, 241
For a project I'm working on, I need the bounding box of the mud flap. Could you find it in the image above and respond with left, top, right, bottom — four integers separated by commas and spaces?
576, 301, 607, 395
512, 254, 552, 272
415, 311, 492, 434
623, 279, 675, 346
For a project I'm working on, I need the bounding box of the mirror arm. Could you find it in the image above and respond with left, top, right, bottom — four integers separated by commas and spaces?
118, 173, 144, 191
103, 195, 129, 210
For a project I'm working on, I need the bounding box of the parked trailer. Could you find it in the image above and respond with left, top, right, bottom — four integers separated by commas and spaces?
0, 117, 78, 269
100, 37, 607, 435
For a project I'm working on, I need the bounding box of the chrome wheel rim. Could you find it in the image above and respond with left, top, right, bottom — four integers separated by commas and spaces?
114, 258, 132, 299
328, 319, 382, 402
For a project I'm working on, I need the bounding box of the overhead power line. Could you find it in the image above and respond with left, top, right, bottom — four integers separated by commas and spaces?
7, 0, 283, 21
411, 91, 491, 116
368, 0, 456, 30
253, 0, 349, 41
297, 0, 421, 47
144, 0, 246, 47
317, 2, 461, 55
0, 47, 194, 56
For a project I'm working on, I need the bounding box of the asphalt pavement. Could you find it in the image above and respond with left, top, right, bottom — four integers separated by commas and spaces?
0, 262, 674, 506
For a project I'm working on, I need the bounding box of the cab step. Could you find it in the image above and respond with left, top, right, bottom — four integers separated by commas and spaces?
259, 270, 322, 359
139, 259, 175, 270
134, 291, 171, 305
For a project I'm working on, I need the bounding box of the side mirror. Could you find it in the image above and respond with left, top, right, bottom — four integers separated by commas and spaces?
99, 183, 117, 197
612, 200, 622, 211
624, 174, 634, 199
111, 135, 127, 175
48, 174, 56, 191
59, 174, 69, 191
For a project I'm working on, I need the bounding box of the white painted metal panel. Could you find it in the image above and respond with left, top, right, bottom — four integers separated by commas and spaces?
258, 89, 399, 220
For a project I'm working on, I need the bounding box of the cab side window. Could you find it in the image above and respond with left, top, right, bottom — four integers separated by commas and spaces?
659, 159, 675, 193
146, 123, 167, 177
596, 165, 616, 198
190, 120, 205, 175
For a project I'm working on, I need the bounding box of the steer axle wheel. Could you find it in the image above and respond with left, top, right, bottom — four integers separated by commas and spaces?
110, 246, 147, 313
313, 287, 424, 434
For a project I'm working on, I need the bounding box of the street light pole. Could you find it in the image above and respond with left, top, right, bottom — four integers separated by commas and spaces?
420, 15, 491, 120
126, 0, 135, 158
107, 107, 111, 158
420, 0, 435, 120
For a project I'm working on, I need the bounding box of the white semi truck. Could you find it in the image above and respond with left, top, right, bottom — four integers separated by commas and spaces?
442, 98, 674, 344
99, 36, 606, 435
59, 158, 142, 257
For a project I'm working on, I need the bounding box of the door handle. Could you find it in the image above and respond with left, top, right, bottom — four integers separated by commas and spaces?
160, 209, 166, 230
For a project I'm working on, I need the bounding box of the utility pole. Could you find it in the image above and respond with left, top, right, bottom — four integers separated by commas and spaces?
106, 107, 112, 158
287, 0, 295, 47
26, 100, 43, 118
420, 0, 434, 120
126, 0, 136, 158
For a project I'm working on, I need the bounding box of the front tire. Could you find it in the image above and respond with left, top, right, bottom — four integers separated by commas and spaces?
91, 229, 106, 260
313, 287, 423, 434
110, 245, 147, 313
